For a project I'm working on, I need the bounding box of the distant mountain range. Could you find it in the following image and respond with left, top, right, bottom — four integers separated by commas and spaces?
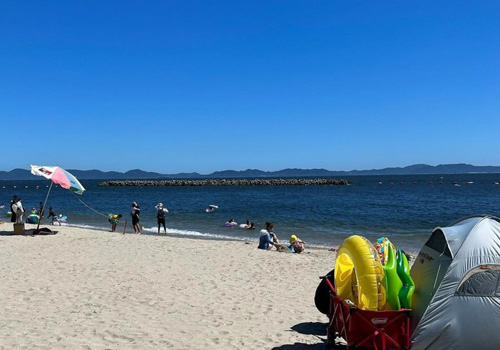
1, 164, 499, 180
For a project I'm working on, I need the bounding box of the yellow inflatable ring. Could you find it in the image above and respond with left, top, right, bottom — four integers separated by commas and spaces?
334, 235, 386, 311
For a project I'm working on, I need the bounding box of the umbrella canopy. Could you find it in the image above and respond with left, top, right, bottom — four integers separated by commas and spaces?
30, 165, 85, 195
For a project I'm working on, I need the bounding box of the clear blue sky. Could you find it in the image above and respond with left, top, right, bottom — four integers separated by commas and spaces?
1, 1, 499, 173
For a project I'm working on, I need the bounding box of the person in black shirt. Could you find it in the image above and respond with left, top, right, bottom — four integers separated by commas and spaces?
131, 202, 141, 234
47, 206, 61, 225
155, 203, 168, 234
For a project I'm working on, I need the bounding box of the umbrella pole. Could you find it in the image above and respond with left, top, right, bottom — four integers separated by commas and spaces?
37, 182, 53, 231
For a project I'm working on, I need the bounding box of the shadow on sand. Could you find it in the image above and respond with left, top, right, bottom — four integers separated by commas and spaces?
0, 228, 57, 236
291, 322, 327, 336
271, 322, 347, 350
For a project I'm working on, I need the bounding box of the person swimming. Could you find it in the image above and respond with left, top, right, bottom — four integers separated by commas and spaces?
224, 218, 238, 227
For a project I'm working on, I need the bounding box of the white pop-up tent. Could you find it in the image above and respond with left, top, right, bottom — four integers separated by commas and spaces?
410, 215, 500, 350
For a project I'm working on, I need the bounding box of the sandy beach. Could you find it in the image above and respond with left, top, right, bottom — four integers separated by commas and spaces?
0, 223, 337, 349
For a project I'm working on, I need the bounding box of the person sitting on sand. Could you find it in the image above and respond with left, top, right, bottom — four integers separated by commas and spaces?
108, 213, 122, 232
258, 222, 285, 250
265, 221, 280, 244
47, 206, 61, 226
289, 234, 306, 253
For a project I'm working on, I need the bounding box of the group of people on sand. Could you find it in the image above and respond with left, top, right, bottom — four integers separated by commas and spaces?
258, 221, 306, 253
223, 219, 305, 253
8, 195, 61, 225
108, 201, 169, 235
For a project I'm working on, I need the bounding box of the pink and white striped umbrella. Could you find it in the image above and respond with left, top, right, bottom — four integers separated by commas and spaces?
30, 165, 86, 195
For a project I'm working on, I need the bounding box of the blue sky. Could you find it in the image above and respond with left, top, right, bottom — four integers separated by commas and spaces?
1, 1, 499, 173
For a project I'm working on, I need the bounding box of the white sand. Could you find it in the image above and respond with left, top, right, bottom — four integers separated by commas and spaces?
0, 224, 335, 349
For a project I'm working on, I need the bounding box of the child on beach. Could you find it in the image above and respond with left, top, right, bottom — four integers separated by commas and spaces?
289, 234, 306, 253
47, 206, 61, 225
108, 213, 122, 232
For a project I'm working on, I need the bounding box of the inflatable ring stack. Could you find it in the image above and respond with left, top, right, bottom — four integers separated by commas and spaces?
376, 238, 403, 310
335, 235, 415, 311
396, 248, 415, 309
334, 235, 386, 311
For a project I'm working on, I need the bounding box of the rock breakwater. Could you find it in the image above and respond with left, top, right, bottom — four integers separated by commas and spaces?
98, 178, 352, 187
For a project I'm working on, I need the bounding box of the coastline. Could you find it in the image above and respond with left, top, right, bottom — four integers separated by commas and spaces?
0, 223, 337, 349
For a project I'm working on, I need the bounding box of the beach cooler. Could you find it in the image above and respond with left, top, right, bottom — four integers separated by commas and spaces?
13, 223, 25, 235
324, 277, 411, 350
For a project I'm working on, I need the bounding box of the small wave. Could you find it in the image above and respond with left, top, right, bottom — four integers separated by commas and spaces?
141, 226, 251, 241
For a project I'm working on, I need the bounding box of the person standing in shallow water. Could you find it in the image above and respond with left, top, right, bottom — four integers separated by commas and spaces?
155, 203, 168, 234
131, 202, 141, 234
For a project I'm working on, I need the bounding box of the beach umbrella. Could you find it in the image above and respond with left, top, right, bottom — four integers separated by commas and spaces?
30, 165, 86, 229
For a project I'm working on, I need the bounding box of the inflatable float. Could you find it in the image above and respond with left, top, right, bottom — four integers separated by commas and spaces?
376, 237, 402, 310
26, 214, 40, 224
396, 248, 414, 309
205, 205, 218, 213
335, 235, 414, 311
335, 235, 386, 311
57, 215, 67, 222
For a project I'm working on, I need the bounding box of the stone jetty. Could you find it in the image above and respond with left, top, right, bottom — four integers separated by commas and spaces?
98, 178, 352, 187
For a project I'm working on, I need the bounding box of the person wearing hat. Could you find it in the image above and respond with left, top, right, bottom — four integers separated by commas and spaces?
289, 234, 306, 253
108, 213, 123, 232
155, 203, 169, 234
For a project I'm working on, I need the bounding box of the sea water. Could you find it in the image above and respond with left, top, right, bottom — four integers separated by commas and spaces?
2, 174, 500, 252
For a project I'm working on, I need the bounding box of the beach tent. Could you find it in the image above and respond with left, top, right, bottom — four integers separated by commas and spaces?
410, 215, 500, 350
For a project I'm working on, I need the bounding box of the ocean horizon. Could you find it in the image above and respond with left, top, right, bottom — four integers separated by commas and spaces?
2, 173, 500, 252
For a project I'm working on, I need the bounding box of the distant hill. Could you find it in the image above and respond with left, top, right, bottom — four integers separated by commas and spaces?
1, 163, 499, 180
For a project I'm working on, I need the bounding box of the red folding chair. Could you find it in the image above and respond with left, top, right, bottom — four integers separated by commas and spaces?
324, 278, 411, 350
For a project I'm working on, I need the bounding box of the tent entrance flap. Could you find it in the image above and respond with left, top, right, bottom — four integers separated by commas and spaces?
424, 229, 452, 258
